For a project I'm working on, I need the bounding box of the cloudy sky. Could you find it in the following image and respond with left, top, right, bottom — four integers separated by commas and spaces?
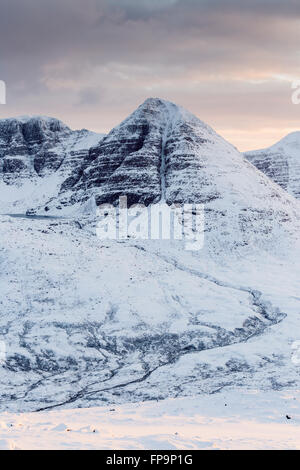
0, 0, 299, 150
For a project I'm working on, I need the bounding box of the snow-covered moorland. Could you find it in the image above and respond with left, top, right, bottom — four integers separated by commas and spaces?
1, 213, 300, 413
1, 390, 300, 450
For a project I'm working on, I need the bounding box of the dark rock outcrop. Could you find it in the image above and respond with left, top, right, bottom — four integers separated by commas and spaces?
0, 116, 104, 186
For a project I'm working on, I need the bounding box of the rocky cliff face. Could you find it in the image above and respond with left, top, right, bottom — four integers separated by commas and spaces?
1, 101, 300, 255
245, 132, 300, 200
61, 99, 174, 207
0, 116, 104, 212
0, 117, 105, 185
55, 98, 244, 207
68, 98, 226, 207
42, 98, 300, 256
0, 116, 71, 183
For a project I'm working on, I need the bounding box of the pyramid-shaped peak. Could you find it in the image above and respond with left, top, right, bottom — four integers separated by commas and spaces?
139, 97, 181, 109
140, 97, 170, 107
138, 97, 196, 118
118, 97, 216, 141
134, 97, 181, 117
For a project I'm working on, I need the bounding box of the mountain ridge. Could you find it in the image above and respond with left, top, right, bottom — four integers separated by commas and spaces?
0, 99, 300, 259
245, 132, 300, 199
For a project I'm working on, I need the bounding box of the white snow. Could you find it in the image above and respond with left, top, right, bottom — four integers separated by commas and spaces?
1, 214, 300, 417
1, 390, 300, 450
1, 101, 300, 450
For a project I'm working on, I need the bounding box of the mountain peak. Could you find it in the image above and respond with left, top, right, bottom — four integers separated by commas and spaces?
273, 131, 300, 149
245, 132, 300, 199
123, 97, 216, 141
134, 97, 180, 117
1, 100, 300, 256
140, 97, 169, 107
32, 97, 298, 257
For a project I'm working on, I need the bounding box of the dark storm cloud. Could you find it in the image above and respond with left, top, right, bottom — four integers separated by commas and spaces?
1, 0, 299, 69
1, 0, 300, 76
0, 0, 300, 150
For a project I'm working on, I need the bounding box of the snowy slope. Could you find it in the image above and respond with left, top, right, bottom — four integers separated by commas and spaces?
245, 132, 300, 199
0, 99, 300, 424
1, 213, 300, 413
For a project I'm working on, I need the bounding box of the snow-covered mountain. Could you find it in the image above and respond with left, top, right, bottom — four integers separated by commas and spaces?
1, 99, 300, 414
245, 132, 300, 200
0, 115, 104, 213
18, 99, 300, 255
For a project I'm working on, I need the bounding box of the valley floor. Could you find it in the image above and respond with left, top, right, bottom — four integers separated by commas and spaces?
1, 389, 300, 450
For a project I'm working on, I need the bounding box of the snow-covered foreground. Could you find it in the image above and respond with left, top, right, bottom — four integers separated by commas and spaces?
1, 389, 300, 450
